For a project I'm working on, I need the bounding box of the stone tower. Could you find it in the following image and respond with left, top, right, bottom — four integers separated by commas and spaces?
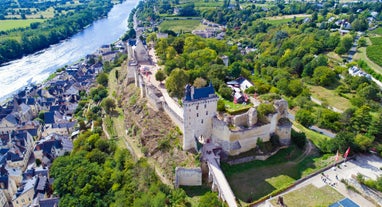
182, 83, 218, 151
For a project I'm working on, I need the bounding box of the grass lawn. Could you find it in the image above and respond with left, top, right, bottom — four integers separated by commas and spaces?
223, 100, 252, 114
263, 14, 310, 26
307, 84, 352, 112
182, 185, 212, 206
158, 19, 204, 33
269, 184, 344, 207
221, 145, 333, 203
0, 19, 45, 31
370, 27, 382, 36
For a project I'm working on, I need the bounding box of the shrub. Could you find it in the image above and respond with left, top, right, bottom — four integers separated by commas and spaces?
291, 129, 307, 149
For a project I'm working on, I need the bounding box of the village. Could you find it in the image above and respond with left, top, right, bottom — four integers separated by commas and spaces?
0, 40, 126, 207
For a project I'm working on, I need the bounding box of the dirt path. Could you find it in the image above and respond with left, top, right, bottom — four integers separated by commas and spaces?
292, 140, 314, 164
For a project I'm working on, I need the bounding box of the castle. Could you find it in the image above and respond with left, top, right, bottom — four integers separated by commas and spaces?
128, 40, 292, 157
182, 84, 291, 156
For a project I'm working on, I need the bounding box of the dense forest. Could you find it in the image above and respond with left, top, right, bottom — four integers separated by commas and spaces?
0, 0, 113, 65
51, 131, 189, 207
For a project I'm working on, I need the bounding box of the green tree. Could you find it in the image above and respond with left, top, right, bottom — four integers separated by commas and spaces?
155, 69, 166, 84
165, 68, 189, 99
102, 98, 116, 114
291, 130, 307, 149
296, 109, 315, 127
97, 72, 109, 87
351, 105, 372, 133
198, 192, 221, 207
193, 77, 207, 88
354, 134, 374, 151
218, 85, 233, 101
312, 66, 337, 86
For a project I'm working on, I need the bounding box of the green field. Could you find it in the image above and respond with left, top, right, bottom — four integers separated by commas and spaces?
269, 184, 344, 207
222, 146, 333, 203
370, 27, 382, 36
307, 84, 352, 112
263, 15, 310, 26
367, 37, 382, 67
0, 19, 45, 31
158, 19, 205, 33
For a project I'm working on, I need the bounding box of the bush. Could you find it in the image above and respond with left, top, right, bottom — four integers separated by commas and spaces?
257, 103, 276, 122
217, 99, 226, 112
291, 129, 307, 149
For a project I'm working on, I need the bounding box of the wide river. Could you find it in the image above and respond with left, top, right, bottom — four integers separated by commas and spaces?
0, 0, 137, 102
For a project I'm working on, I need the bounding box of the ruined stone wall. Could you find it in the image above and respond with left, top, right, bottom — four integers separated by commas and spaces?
145, 85, 163, 111
212, 117, 272, 156
174, 167, 202, 187
276, 123, 292, 145
232, 113, 248, 127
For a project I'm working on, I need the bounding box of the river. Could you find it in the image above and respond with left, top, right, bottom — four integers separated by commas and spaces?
0, 0, 137, 102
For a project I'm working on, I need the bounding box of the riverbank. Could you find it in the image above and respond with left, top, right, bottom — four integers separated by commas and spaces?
0, 0, 136, 102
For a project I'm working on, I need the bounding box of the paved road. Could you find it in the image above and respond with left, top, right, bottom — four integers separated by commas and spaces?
347, 34, 360, 62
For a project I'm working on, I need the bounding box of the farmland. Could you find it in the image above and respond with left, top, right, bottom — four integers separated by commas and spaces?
366, 37, 382, 67
0, 19, 44, 31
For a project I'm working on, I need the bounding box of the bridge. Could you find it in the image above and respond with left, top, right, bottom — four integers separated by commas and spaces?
203, 143, 238, 207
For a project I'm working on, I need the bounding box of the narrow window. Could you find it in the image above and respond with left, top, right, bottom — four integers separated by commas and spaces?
206, 111, 208, 115
197, 113, 199, 117
201, 119, 204, 124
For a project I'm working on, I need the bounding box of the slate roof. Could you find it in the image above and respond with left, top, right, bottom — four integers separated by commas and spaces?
26, 98, 36, 105
44, 112, 55, 124
3, 114, 18, 125
39, 197, 59, 207
49, 105, 60, 112
35, 140, 62, 155
52, 122, 76, 129
26, 128, 38, 137
35, 176, 48, 192
185, 83, 217, 101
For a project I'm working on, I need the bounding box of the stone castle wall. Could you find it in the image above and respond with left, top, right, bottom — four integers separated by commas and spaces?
212, 117, 273, 156
174, 167, 202, 187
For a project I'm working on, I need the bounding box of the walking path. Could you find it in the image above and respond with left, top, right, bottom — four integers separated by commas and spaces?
203, 143, 238, 207
140, 46, 184, 118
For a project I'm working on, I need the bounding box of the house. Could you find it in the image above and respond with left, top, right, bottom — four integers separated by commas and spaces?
6, 131, 34, 171
17, 104, 34, 123
32, 197, 59, 207
348, 66, 371, 79
12, 176, 37, 207
34, 134, 73, 165
0, 116, 18, 134
0, 165, 17, 206
226, 77, 253, 92
43, 112, 55, 126
42, 122, 76, 137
